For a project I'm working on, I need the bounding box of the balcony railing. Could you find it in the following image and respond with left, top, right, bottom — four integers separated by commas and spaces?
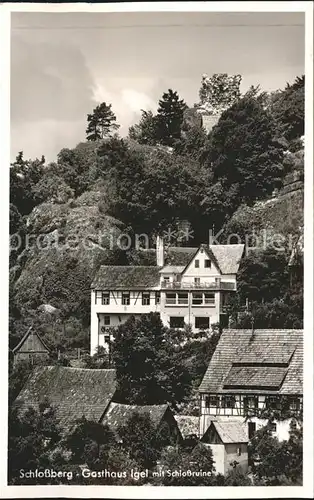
161, 280, 236, 290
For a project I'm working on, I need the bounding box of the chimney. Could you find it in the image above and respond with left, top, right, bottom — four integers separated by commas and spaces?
156, 235, 164, 267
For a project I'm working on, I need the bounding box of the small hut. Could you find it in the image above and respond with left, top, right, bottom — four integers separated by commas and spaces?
12, 327, 50, 365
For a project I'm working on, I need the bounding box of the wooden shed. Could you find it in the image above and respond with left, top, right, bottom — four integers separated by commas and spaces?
12, 327, 50, 365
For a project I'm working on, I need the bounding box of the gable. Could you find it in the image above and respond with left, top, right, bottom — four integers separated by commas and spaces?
12, 328, 50, 354
182, 247, 221, 278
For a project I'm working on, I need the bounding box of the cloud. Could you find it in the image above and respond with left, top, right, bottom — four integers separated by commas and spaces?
121, 89, 157, 114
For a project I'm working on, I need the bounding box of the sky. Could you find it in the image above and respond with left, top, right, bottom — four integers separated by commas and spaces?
10, 11, 305, 162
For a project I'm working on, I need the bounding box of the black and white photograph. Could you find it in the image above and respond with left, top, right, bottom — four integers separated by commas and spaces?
0, 2, 313, 498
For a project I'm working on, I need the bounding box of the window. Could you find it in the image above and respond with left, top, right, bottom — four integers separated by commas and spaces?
221, 395, 236, 409
104, 315, 110, 325
289, 398, 300, 411
164, 276, 170, 282
205, 395, 219, 407
122, 292, 130, 305
102, 292, 110, 305
155, 291, 160, 304
176, 274, 181, 282
95, 290, 102, 304
178, 292, 188, 305
269, 422, 277, 434
195, 317, 210, 329
192, 292, 203, 305
204, 292, 215, 304
244, 396, 258, 411
237, 446, 242, 456
170, 316, 185, 328
166, 292, 176, 305
205, 259, 211, 268
195, 259, 200, 268
142, 292, 150, 305
266, 396, 280, 410
248, 422, 256, 439
194, 277, 201, 286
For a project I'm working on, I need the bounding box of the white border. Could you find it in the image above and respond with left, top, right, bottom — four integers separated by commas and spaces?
0, 2, 313, 498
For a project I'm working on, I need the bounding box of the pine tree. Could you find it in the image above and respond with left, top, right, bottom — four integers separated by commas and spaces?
156, 89, 187, 146
86, 102, 119, 141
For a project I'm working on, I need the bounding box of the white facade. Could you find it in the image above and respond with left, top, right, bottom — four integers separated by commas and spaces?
90, 243, 242, 354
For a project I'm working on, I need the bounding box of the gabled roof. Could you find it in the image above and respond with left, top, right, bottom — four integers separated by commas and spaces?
102, 402, 169, 436
91, 266, 161, 289
205, 420, 248, 444
209, 244, 244, 274
14, 366, 116, 431
12, 327, 50, 354
175, 415, 199, 439
199, 329, 303, 395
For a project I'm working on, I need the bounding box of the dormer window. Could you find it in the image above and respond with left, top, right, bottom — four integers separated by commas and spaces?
205, 259, 211, 268
195, 260, 200, 268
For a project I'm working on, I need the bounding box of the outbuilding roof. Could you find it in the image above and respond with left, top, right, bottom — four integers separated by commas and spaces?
205, 420, 248, 444
14, 366, 117, 431
199, 329, 303, 395
102, 402, 169, 435
175, 415, 199, 439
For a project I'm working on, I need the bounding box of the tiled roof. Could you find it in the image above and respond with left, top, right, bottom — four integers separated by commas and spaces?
14, 366, 116, 431
102, 402, 169, 435
160, 265, 185, 274
165, 247, 197, 266
199, 329, 303, 395
175, 415, 199, 439
206, 420, 248, 444
209, 244, 244, 274
91, 266, 161, 289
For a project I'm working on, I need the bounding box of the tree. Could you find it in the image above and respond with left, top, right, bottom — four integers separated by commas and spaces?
248, 422, 303, 485
86, 102, 119, 141
156, 89, 187, 146
112, 313, 192, 407
237, 249, 290, 303
117, 411, 161, 469
209, 96, 284, 205
10, 152, 45, 215
269, 75, 305, 145
128, 110, 159, 145
161, 443, 216, 485
8, 401, 63, 485
63, 416, 116, 469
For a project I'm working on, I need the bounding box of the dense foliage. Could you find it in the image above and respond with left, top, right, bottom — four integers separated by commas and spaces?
112, 313, 192, 407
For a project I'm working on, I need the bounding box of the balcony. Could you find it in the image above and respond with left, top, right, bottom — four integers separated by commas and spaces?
161, 280, 236, 291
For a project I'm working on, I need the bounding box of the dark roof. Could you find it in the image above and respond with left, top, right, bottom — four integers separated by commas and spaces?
223, 365, 288, 390
199, 329, 303, 395
14, 366, 116, 430
91, 266, 161, 289
103, 402, 169, 435
175, 415, 199, 439
204, 420, 248, 444
12, 327, 50, 354
165, 247, 197, 266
